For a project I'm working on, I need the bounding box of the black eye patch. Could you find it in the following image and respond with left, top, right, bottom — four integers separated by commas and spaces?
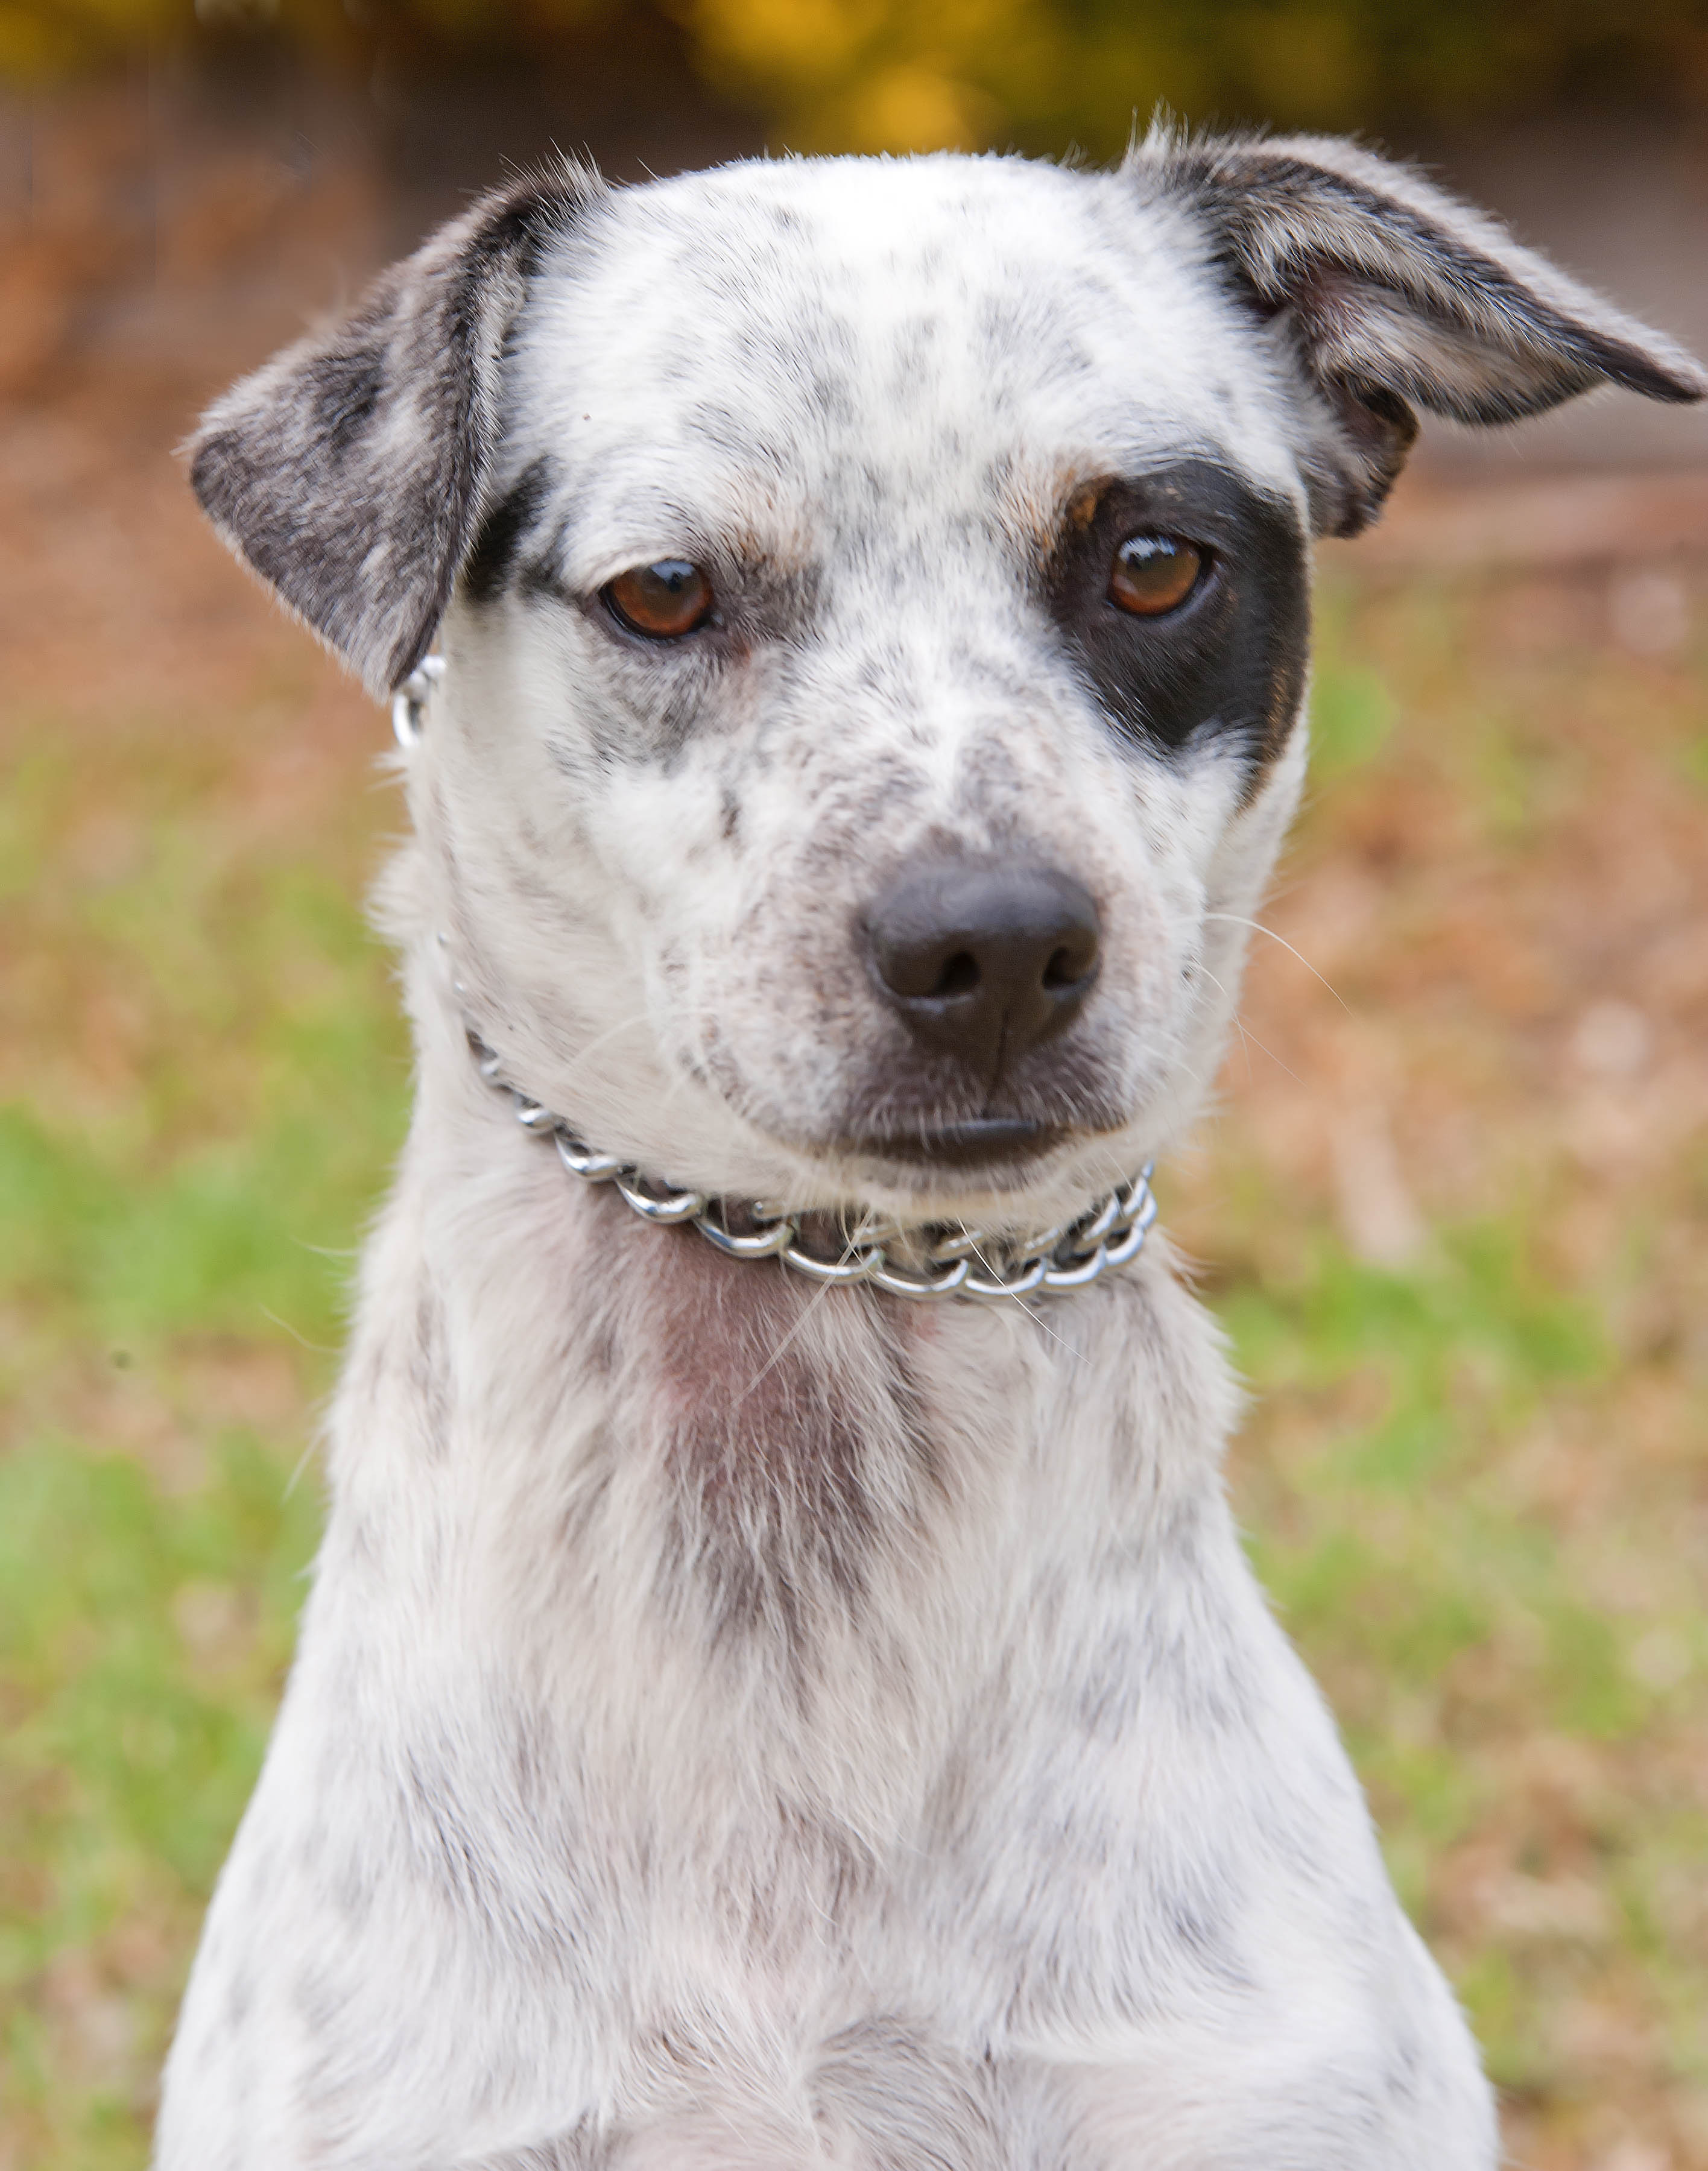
1045, 459, 1309, 771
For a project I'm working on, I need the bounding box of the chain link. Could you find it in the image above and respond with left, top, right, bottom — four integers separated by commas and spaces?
472, 1034, 1156, 1303
391, 656, 445, 749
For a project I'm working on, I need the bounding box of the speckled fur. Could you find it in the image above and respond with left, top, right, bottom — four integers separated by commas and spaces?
160, 133, 1701, 2170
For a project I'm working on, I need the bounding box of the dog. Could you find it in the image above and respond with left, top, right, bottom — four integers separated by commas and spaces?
155, 129, 1703, 2170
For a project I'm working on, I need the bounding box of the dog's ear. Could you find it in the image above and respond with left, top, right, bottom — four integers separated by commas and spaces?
1134, 130, 1707, 537
189, 160, 601, 698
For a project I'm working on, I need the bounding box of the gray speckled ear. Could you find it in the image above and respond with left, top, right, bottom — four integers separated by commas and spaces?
1134, 128, 1707, 537
189, 159, 602, 699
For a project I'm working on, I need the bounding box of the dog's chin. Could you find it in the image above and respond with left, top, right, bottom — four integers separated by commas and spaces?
821, 1116, 1146, 1210
847, 1116, 1064, 1171
735, 1086, 1147, 1206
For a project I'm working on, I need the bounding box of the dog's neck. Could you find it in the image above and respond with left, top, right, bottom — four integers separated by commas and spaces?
318, 928, 1235, 1837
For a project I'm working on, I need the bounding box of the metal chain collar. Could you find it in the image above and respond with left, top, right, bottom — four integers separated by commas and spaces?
469, 1033, 1157, 1303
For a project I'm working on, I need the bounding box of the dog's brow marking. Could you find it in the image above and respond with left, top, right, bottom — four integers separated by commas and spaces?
1067, 483, 1101, 529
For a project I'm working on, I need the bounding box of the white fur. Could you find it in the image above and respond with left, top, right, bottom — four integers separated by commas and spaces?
157, 140, 1706, 2169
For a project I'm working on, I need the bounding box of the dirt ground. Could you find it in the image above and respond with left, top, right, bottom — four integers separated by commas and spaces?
2, 80, 1706, 2171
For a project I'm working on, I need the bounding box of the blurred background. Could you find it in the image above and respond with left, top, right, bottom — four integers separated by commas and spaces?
2, 5, 1706, 2168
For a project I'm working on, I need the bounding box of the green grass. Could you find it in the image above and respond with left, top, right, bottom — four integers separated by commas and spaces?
0, 730, 408, 2165
0, 1436, 321, 2146
1219, 1225, 1708, 2108
2, 580, 1706, 2167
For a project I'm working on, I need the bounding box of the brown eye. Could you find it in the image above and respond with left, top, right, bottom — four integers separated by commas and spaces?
1109, 533, 1204, 617
604, 559, 714, 639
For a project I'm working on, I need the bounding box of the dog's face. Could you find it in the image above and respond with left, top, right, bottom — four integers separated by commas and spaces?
192, 137, 1703, 1222
434, 159, 1313, 1215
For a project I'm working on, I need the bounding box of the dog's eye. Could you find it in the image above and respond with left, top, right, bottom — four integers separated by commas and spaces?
1109, 534, 1204, 618
604, 560, 715, 639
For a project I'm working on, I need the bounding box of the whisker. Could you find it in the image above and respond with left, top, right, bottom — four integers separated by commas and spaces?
282, 1437, 320, 1502
1201, 911, 1349, 1010
1198, 964, 1255, 1087
259, 1305, 337, 1355
737, 1268, 838, 1403
953, 1219, 1089, 1365
1218, 1010, 1298, 1083
554, 1010, 660, 1081
736, 1207, 895, 1402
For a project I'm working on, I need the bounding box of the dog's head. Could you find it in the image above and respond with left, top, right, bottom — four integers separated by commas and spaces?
192, 135, 1702, 1224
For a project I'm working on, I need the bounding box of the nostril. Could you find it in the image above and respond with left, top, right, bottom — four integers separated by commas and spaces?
1042, 944, 1084, 991
935, 950, 980, 999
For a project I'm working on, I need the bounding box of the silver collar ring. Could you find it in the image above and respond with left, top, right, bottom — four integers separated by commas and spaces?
393, 656, 444, 748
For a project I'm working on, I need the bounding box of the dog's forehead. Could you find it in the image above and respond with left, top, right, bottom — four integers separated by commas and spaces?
510, 156, 1303, 573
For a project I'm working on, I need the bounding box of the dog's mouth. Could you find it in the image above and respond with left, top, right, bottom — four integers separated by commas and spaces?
849, 1116, 1064, 1168
832, 1074, 1134, 1181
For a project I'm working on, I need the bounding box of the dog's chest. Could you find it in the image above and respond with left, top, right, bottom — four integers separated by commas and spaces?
221, 1213, 1274, 2147
160, 1169, 1480, 2169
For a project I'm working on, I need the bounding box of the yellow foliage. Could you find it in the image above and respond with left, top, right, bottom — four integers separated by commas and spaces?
678, 0, 1400, 155
690, 0, 883, 87
834, 60, 993, 153
686, 0, 1036, 149
2, 0, 1705, 141
685, 0, 1708, 152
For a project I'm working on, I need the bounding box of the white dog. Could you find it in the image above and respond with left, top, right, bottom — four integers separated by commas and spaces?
157, 131, 1702, 2170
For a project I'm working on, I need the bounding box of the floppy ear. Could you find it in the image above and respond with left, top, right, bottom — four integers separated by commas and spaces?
189, 160, 601, 698
1133, 129, 1707, 537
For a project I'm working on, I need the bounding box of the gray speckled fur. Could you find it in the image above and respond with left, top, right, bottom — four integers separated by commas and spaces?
160, 133, 1700, 2170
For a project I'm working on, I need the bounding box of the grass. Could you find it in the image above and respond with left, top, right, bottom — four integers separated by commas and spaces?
0, 718, 408, 2169
2, 568, 1706, 2169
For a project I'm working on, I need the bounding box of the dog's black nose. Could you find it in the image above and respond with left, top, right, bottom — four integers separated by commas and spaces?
865, 860, 1101, 1077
